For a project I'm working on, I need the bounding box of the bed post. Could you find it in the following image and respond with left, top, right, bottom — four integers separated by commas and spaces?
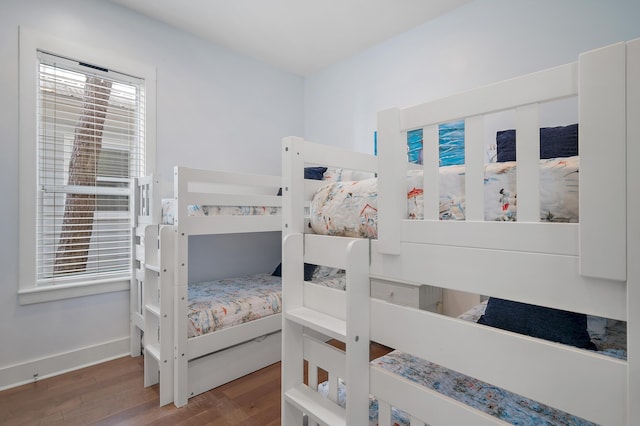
626, 37, 640, 426
579, 42, 627, 282
377, 107, 403, 255
282, 136, 306, 238
281, 233, 305, 426
173, 166, 189, 407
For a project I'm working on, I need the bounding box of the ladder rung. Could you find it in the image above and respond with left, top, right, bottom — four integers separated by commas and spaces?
286, 307, 346, 342
284, 384, 346, 426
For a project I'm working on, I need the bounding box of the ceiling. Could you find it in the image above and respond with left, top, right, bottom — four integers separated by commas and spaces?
111, 0, 471, 75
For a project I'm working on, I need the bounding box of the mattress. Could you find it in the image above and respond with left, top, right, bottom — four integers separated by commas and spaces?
162, 199, 280, 225
187, 271, 347, 338
310, 156, 579, 238
187, 273, 282, 338
318, 301, 627, 426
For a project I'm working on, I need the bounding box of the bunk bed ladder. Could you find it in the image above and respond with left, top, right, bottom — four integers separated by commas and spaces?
142, 224, 175, 406
282, 233, 370, 426
130, 175, 159, 356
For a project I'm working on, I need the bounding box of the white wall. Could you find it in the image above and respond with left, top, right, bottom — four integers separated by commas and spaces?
303, 0, 640, 154
0, 0, 302, 388
3, 0, 640, 390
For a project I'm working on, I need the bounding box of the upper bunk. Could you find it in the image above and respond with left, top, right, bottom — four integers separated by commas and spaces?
284, 40, 637, 323
281, 38, 639, 426
171, 166, 282, 236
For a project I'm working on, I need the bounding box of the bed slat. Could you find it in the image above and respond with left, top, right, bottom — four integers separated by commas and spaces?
179, 215, 281, 236
515, 104, 540, 222
422, 125, 439, 221
187, 314, 281, 359
371, 239, 626, 320
464, 115, 485, 221
371, 366, 508, 426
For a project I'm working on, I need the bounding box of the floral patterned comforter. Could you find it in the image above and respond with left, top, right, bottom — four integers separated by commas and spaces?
187, 273, 282, 338
310, 156, 579, 238
187, 272, 347, 338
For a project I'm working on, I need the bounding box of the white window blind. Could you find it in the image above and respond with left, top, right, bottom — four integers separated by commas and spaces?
36, 51, 145, 287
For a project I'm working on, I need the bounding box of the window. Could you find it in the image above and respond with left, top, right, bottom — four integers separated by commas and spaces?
19, 28, 156, 304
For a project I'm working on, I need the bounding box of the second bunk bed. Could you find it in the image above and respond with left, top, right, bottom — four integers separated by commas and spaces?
132, 166, 283, 407
280, 39, 638, 425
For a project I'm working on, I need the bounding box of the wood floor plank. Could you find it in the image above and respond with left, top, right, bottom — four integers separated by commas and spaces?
0, 342, 393, 425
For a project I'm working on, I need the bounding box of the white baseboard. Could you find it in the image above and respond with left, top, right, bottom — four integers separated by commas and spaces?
0, 337, 130, 391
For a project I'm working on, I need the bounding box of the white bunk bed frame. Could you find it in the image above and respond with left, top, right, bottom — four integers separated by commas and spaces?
281, 39, 639, 425
132, 166, 283, 407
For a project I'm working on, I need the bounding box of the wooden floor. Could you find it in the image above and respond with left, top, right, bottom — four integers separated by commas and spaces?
0, 343, 392, 425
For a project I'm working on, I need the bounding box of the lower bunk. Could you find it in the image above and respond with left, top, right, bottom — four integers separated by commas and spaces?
134, 167, 286, 407
281, 233, 630, 426
179, 268, 347, 403
176, 272, 284, 403
315, 301, 626, 426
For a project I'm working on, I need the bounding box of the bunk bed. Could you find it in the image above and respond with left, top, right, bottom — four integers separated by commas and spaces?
132, 167, 283, 407
281, 39, 639, 425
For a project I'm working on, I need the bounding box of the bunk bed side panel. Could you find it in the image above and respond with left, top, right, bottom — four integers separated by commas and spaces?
626, 37, 640, 426
579, 42, 627, 282
370, 239, 626, 321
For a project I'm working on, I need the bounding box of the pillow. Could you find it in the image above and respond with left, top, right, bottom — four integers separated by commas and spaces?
312, 265, 344, 279
304, 167, 328, 180
496, 123, 578, 162
477, 297, 596, 349
272, 262, 317, 281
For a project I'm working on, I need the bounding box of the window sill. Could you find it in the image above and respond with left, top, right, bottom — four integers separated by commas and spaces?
18, 278, 130, 305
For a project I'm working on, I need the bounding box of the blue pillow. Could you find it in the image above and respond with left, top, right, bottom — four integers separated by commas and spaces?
272, 263, 317, 281
277, 167, 326, 198
477, 298, 595, 349
496, 124, 578, 162
304, 167, 328, 180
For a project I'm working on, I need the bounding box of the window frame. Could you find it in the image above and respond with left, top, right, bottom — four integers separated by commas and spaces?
19, 27, 156, 304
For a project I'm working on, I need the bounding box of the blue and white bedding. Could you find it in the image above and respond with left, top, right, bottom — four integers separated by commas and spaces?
162, 199, 280, 225
187, 273, 282, 338
187, 271, 347, 338
310, 156, 579, 238
318, 301, 626, 426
